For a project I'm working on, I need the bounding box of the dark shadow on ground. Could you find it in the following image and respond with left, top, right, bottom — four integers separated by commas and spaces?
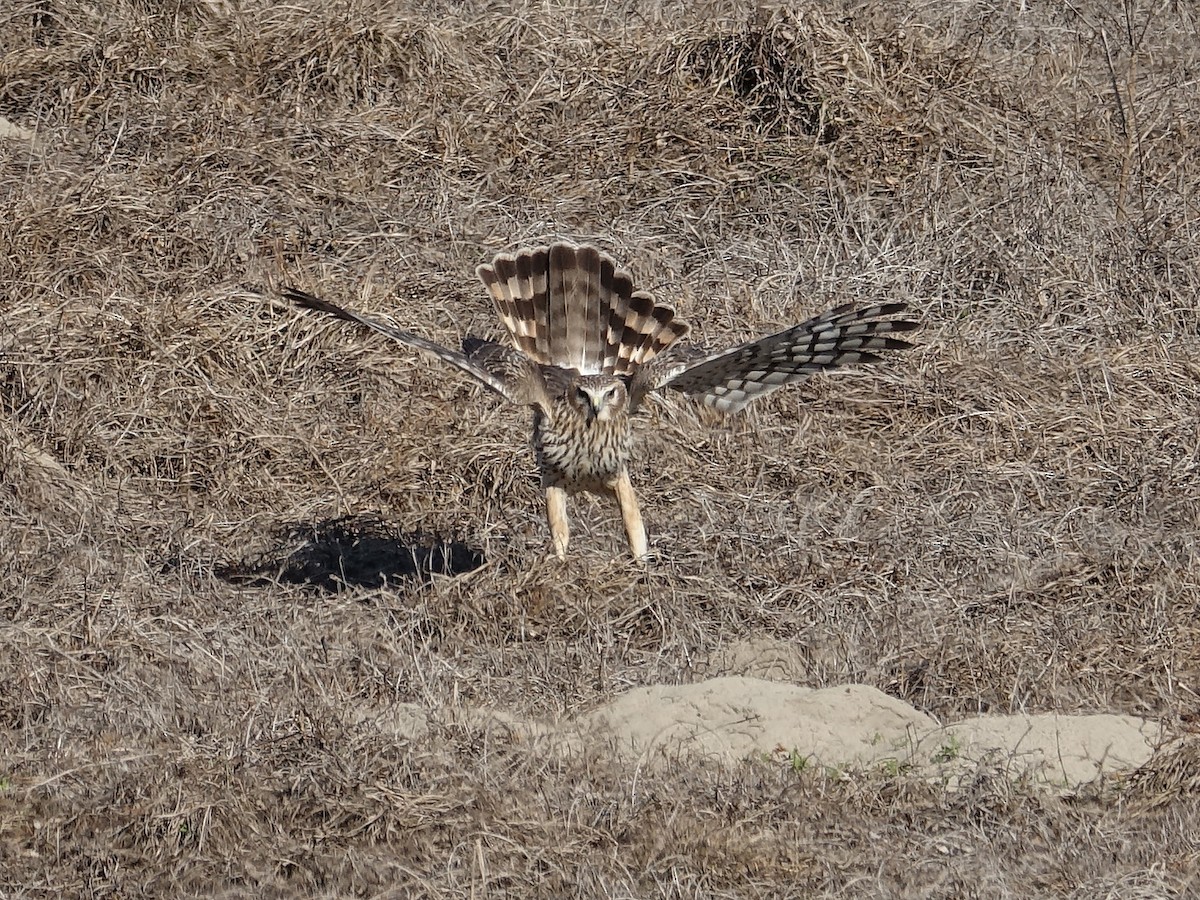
217, 516, 486, 590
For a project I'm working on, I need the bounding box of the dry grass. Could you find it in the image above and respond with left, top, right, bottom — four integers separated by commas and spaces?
2, 0, 1199, 895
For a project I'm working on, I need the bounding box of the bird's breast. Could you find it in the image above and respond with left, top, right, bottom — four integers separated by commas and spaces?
534, 407, 634, 493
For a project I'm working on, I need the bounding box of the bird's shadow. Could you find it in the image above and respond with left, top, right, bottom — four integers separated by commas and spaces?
216, 516, 485, 591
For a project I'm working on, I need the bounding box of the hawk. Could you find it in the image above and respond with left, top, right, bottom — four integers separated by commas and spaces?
284, 242, 918, 561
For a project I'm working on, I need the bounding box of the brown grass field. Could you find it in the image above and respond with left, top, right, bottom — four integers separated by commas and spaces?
3, 0, 1200, 896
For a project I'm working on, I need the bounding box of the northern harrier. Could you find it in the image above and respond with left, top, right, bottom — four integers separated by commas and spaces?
284, 242, 918, 560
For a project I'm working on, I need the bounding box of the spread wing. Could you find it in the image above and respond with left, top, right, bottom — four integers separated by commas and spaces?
633, 301, 919, 412
284, 288, 547, 408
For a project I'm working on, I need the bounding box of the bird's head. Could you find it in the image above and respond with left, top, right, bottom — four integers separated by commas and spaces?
569, 375, 628, 424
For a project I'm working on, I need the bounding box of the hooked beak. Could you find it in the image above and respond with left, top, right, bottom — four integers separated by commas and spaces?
581, 389, 599, 423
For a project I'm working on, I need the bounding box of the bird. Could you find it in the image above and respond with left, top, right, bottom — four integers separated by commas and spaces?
283, 242, 918, 561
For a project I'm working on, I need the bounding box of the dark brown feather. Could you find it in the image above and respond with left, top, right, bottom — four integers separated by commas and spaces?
476, 242, 690, 376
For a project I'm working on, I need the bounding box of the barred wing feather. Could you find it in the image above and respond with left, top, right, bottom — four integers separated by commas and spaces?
649, 302, 919, 413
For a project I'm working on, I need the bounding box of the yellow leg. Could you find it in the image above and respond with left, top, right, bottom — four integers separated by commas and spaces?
613, 470, 648, 561
546, 486, 570, 559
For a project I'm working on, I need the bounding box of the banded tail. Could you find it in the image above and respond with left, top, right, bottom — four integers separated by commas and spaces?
476, 243, 690, 376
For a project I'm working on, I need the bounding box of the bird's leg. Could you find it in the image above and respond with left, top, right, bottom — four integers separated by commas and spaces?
545, 486, 570, 559
612, 470, 648, 561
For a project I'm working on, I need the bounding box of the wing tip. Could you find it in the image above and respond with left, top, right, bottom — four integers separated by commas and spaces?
284, 286, 350, 320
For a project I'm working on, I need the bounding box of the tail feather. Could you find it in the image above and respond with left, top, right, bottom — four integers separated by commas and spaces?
477, 242, 689, 376
597, 254, 623, 371
479, 246, 546, 361
547, 243, 575, 368
617, 291, 687, 371
573, 245, 603, 373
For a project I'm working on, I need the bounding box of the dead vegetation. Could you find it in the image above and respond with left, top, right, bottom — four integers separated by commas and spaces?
2, 0, 1199, 895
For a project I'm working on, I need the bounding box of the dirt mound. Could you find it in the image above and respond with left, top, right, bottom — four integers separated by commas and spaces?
569, 676, 1160, 789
